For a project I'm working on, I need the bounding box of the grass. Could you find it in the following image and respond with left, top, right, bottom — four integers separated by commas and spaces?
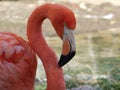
34, 84, 46, 90
96, 57, 120, 74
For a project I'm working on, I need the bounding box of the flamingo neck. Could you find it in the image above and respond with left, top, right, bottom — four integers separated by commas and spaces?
27, 5, 66, 90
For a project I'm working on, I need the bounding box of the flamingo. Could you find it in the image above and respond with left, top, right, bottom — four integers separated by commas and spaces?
0, 3, 76, 90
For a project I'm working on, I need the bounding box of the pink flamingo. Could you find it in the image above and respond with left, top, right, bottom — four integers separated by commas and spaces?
0, 3, 76, 90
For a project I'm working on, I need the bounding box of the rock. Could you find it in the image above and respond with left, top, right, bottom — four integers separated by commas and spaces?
64, 74, 73, 81
68, 85, 96, 90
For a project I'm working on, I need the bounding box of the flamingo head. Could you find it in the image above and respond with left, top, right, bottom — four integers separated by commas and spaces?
48, 4, 76, 67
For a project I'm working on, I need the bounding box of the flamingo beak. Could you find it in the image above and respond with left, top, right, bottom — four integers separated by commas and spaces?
58, 26, 76, 67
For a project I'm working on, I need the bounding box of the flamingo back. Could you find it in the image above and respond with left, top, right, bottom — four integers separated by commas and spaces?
0, 32, 37, 90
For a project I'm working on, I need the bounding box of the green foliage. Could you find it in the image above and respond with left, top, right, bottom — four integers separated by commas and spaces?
66, 78, 83, 89
34, 84, 46, 90
92, 36, 104, 44
98, 78, 120, 90
97, 67, 120, 90
110, 67, 120, 81
92, 35, 113, 53
96, 57, 120, 74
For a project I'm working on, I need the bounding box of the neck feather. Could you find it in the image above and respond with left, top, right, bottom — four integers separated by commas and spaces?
27, 4, 66, 90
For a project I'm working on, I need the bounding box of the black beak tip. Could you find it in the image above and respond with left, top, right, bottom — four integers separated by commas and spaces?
58, 51, 76, 67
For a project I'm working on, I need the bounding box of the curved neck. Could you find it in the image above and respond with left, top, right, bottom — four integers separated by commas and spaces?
27, 5, 66, 90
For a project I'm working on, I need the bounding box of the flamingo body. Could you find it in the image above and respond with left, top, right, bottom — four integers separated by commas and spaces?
0, 32, 37, 90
